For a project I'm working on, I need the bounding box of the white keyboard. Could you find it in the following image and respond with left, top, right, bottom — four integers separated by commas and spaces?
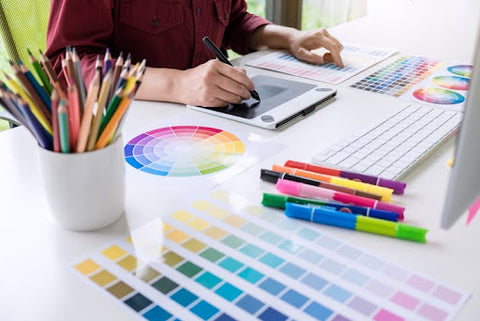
312, 104, 463, 179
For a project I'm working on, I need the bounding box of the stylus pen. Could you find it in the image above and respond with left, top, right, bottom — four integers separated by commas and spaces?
285, 202, 427, 243
260, 169, 383, 201
202, 36, 260, 101
261, 193, 399, 222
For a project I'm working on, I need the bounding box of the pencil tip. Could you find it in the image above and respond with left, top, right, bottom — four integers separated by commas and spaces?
26, 48, 33, 56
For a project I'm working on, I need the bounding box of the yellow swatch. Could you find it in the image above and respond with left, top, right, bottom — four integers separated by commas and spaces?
102, 245, 127, 261
75, 259, 100, 275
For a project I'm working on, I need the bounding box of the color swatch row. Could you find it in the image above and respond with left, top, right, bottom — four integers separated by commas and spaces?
124, 126, 244, 177
72, 190, 468, 321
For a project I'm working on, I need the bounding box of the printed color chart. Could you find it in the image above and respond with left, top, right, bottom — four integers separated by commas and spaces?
124, 126, 244, 177
350, 56, 471, 110
246, 44, 396, 85
72, 190, 468, 321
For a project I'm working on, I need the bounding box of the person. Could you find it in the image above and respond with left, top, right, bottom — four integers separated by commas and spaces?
46, 0, 344, 107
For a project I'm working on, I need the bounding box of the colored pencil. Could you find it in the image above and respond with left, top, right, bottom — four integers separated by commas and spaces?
39, 49, 59, 84
72, 48, 86, 110
57, 99, 70, 153
19, 62, 52, 112
67, 82, 81, 150
94, 91, 133, 149
2, 71, 52, 134
86, 70, 112, 151
51, 89, 61, 152
98, 88, 123, 137
27, 48, 53, 95
76, 71, 101, 153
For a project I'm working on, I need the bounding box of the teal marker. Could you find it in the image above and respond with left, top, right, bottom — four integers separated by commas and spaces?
285, 202, 427, 243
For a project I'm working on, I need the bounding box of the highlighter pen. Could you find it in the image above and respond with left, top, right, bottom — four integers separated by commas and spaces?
261, 169, 383, 201
202, 36, 260, 101
285, 202, 426, 243
285, 160, 407, 195
262, 193, 399, 221
273, 164, 393, 201
276, 179, 405, 219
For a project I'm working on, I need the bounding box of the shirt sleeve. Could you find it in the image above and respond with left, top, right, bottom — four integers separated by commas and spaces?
45, 0, 114, 86
223, 0, 271, 55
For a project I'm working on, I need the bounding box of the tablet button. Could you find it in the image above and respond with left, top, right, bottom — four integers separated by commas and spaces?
261, 115, 275, 123
315, 87, 332, 92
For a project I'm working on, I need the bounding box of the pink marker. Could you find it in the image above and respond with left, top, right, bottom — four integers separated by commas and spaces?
276, 179, 405, 219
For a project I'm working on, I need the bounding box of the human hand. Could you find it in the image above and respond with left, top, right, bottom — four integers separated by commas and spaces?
177, 60, 255, 107
289, 29, 344, 67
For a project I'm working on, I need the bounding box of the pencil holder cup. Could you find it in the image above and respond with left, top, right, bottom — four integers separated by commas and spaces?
38, 136, 125, 231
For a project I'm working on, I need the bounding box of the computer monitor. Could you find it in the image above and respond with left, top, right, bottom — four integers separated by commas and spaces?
440, 29, 480, 229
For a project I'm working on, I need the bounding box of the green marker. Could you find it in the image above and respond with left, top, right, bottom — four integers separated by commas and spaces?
285, 202, 428, 243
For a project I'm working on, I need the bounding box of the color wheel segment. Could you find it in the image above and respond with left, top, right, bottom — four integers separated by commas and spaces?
447, 65, 472, 78
124, 126, 245, 176
413, 88, 465, 105
432, 76, 469, 90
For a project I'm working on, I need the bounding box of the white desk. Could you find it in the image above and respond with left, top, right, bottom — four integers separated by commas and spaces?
1, 2, 480, 320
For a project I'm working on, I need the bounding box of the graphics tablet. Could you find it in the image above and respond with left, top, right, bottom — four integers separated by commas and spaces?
187, 75, 337, 129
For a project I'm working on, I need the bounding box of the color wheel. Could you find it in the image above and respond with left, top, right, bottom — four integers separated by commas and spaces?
432, 76, 470, 90
124, 126, 245, 176
413, 88, 465, 105
447, 65, 472, 78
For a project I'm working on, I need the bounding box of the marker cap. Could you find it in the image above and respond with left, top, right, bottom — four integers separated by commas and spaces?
396, 224, 428, 243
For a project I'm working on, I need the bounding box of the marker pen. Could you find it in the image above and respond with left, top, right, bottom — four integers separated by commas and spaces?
273, 164, 393, 201
260, 169, 382, 201
285, 202, 426, 243
276, 179, 405, 219
284, 160, 407, 195
261, 193, 399, 221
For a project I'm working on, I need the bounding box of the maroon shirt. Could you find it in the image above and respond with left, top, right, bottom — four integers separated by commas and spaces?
46, 0, 270, 85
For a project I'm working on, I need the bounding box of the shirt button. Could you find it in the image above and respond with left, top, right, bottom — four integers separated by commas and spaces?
196, 53, 202, 60
196, 7, 201, 14
224, 13, 229, 21
152, 17, 159, 28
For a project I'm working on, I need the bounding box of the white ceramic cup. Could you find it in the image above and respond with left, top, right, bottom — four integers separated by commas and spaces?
38, 137, 125, 231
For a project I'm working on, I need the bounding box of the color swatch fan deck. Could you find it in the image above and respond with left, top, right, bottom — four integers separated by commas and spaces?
72, 190, 469, 321
246, 44, 397, 85
124, 126, 245, 177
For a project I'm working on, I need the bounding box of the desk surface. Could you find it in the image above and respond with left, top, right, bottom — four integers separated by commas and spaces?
1, 1, 480, 320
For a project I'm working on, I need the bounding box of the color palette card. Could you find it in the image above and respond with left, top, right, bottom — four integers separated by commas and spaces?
350, 55, 472, 111
72, 189, 469, 321
246, 44, 397, 85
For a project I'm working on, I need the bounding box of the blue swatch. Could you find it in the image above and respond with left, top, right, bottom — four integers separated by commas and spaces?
190, 300, 220, 320
215, 283, 243, 302
238, 267, 264, 284
219, 257, 244, 272
239, 244, 265, 258
280, 289, 309, 308
143, 306, 172, 321
258, 307, 288, 321
170, 288, 198, 307
300, 273, 328, 291
304, 302, 334, 321
259, 253, 285, 268
124, 293, 152, 312
279, 262, 306, 279
196, 272, 222, 289
324, 284, 352, 303
258, 277, 286, 296
235, 294, 264, 314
